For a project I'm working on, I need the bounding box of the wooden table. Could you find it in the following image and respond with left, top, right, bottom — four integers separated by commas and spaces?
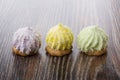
0, 0, 120, 80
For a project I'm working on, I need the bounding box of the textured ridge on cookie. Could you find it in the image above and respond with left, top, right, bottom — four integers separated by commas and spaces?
84, 47, 107, 56
45, 46, 72, 56
12, 47, 37, 56
46, 23, 74, 50
13, 27, 41, 55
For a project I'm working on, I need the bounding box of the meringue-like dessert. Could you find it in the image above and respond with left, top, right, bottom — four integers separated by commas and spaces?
12, 27, 41, 56
77, 25, 108, 56
46, 23, 74, 56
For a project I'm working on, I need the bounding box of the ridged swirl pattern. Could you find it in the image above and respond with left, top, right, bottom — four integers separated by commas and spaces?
13, 27, 41, 55
77, 25, 108, 52
46, 24, 74, 50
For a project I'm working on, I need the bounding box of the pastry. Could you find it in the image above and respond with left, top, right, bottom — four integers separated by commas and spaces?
77, 25, 108, 56
46, 23, 74, 56
12, 27, 41, 56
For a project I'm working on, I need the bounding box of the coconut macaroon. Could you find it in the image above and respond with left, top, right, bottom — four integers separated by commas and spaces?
77, 25, 108, 56
12, 27, 41, 56
46, 23, 74, 56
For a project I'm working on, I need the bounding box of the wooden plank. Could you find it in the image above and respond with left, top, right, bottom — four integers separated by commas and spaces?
0, 0, 120, 80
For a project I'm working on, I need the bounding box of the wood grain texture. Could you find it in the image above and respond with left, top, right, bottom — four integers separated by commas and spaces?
0, 0, 120, 80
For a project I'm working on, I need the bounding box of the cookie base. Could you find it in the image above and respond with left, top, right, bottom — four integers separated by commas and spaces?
12, 47, 36, 56
84, 48, 107, 56
45, 46, 72, 56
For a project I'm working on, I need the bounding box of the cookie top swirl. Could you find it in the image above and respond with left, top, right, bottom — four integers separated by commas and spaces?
46, 24, 74, 50
77, 25, 108, 52
13, 27, 41, 55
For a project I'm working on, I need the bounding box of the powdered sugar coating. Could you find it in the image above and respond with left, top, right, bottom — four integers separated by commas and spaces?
13, 27, 41, 55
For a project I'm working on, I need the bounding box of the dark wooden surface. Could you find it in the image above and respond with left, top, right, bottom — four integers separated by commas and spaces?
0, 0, 120, 80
